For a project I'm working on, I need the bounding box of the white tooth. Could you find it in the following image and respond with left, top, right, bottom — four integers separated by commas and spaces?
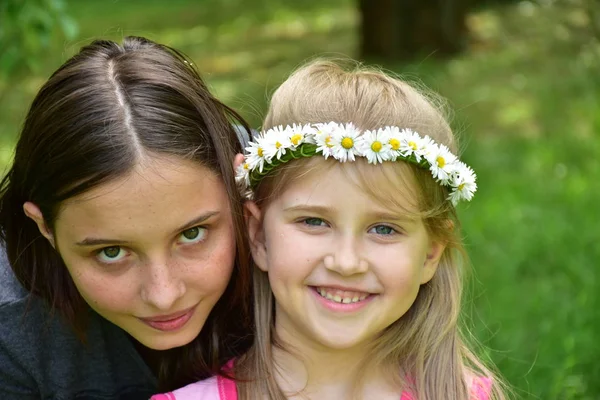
342, 297, 351, 304
318, 288, 325, 296
351, 297, 359, 302
333, 295, 342, 303
359, 295, 367, 300
326, 293, 334, 300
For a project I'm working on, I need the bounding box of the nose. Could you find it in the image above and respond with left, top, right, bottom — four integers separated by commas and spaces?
324, 234, 369, 276
140, 258, 186, 311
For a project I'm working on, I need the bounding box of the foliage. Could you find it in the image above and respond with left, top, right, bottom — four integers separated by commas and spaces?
0, 0, 77, 79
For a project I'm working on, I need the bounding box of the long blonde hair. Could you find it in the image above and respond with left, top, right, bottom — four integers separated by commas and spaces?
235, 60, 508, 400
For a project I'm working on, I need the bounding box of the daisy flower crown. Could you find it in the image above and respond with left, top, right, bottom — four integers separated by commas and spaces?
236, 122, 477, 205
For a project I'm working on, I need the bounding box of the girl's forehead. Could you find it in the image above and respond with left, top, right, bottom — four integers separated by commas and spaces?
55, 156, 228, 240
64, 155, 215, 203
278, 159, 422, 215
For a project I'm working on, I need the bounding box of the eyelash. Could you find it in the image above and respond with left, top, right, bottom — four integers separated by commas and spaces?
368, 224, 400, 236
178, 225, 208, 245
95, 246, 129, 265
299, 217, 329, 227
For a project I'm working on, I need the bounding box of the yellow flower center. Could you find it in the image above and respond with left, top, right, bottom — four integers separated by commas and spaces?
275, 141, 282, 149
325, 136, 334, 148
389, 138, 400, 150
371, 141, 382, 152
243, 163, 249, 170
257, 147, 264, 157
408, 141, 417, 151
436, 156, 446, 168
341, 137, 354, 149
458, 183, 465, 191
291, 134, 302, 146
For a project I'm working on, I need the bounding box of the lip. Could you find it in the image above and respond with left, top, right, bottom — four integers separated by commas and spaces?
309, 286, 376, 313
138, 305, 197, 332
313, 284, 374, 293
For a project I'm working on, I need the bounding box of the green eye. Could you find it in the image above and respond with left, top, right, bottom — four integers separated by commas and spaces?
103, 246, 122, 258
183, 227, 199, 239
97, 246, 127, 264
180, 226, 207, 244
303, 218, 325, 226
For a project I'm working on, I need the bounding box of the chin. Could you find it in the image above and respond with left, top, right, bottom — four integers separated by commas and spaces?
130, 326, 200, 351
313, 333, 367, 351
141, 334, 196, 350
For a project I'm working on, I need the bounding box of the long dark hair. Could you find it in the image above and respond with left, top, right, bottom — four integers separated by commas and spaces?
0, 36, 252, 390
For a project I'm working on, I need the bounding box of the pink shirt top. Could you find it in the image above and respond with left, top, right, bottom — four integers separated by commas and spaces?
151, 375, 237, 400
151, 374, 492, 400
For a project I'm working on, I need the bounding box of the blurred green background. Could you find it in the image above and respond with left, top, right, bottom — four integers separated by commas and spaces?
1, 0, 598, 398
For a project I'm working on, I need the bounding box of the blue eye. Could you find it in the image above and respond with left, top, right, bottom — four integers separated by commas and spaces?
179, 226, 207, 244
369, 225, 396, 235
97, 246, 127, 264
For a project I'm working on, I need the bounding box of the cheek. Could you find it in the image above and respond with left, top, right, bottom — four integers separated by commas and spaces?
187, 229, 237, 292
377, 247, 427, 286
265, 228, 316, 283
65, 262, 137, 312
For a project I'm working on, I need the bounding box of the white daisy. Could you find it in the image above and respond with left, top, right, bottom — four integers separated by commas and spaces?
244, 136, 268, 173
425, 143, 458, 183
399, 129, 432, 162
239, 121, 477, 205
448, 163, 477, 205
314, 122, 339, 159
384, 126, 403, 161
263, 125, 291, 160
288, 123, 317, 148
330, 123, 361, 162
358, 128, 392, 164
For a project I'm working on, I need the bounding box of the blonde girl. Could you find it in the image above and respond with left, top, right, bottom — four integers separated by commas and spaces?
153, 60, 508, 400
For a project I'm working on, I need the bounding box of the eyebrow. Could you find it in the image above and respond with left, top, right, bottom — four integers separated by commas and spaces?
75, 211, 220, 247
370, 212, 417, 223
282, 204, 332, 214
283, 205, 416, 223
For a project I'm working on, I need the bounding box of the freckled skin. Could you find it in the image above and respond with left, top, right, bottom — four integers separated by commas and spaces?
54, 156, 236, 350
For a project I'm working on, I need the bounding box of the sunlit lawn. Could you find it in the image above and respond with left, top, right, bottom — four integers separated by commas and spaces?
0, 1, 598, 398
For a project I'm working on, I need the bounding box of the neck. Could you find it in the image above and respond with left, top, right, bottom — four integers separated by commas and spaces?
128, 334, 162, 377
272, 319, 398, 398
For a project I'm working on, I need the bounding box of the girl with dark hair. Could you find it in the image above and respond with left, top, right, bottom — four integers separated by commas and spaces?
0, 36, 253, 399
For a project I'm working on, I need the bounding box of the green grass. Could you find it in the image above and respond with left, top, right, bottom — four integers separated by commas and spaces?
1, 1, 598, 398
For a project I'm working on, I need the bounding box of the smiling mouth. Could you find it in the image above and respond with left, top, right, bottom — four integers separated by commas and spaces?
314, 287, 372, 304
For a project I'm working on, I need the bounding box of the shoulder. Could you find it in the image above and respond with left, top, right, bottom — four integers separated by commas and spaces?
469, 375, 493, 400
0, 246, 28, 305
0, 297, 156, 398
151, 376, 221, 400
152, 373, 238, 400
400, 375, 493, 400
0, 246, 156, 398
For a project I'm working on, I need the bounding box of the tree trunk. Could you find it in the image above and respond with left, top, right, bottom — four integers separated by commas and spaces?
359, 0, 471, 61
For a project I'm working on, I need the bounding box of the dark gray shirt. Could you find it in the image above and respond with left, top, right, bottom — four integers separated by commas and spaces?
0, 251, 157, 399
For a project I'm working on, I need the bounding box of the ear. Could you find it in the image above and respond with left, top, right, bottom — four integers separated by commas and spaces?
233, 153, 244, 171
23, 202, 55, 248
244, 201, 268, 272
420, 239, 446, 284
